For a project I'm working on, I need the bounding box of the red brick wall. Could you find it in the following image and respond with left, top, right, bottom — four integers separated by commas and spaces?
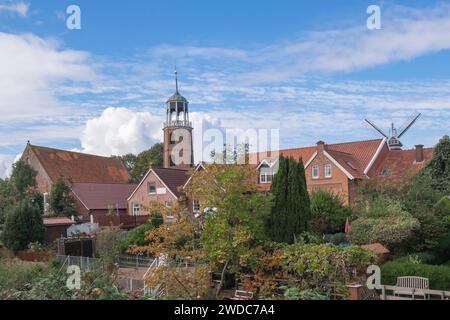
127, 170, 178, 216
21, 145, 53, 193
305, 152, 351, 205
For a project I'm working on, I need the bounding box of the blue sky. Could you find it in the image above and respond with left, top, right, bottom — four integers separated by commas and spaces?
0, 0, 449, 177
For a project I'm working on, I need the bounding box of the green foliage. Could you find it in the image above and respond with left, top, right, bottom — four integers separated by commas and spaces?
350, 215, 419, 252
283, 287, 329, 300
381, 261, 450, 290
421, 135, 450, 194
0, 259, 47, 296
283, 244, 374, 288
10, 161, 37, 196
2, 199, 45, 251
351, 197, 420, 253
123, 143, 163, 183
309, 190, 352, 234
435, 196, 450, 227
0, 179, 13, 227
49, 178, 77, 217
119, 217, 163, 253
268, 156, 311, 244
0, 258, 134, 300
432, 232, 450, 264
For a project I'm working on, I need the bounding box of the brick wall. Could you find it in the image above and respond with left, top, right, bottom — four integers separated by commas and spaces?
305, 152, 351, 205
127, 170, 177, 216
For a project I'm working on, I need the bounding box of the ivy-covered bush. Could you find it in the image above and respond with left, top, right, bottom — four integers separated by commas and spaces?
282, 244, 375, 288
381, 261, 450, 290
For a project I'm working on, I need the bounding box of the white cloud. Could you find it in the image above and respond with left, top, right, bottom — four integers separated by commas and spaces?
0, 1, 29, 17
0, 32, 97, 122
0, 154, 14, 179
80, 107, 164, 156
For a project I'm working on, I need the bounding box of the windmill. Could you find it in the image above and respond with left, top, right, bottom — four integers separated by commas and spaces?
365, 112, 421, 150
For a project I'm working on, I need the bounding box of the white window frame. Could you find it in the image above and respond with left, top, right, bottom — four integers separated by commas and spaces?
132, 203, 140, 216
148, 181, 157, 195
259, 173, 273, 184
165, 201, 173, 208
324, 164, 332, 178
312, 165, 319, 179
193, 200, 200, 213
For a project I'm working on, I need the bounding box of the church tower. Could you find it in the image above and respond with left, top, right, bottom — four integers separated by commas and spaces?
163, 70, 194, 169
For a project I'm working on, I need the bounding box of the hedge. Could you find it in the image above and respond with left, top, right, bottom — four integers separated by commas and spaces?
381, 261, 450, 290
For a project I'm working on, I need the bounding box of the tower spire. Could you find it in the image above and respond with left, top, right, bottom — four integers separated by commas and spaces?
174, 67, 179, 93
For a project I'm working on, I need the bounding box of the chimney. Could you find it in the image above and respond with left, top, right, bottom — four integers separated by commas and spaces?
415, 145, 424, 163
316, 140, 326, 152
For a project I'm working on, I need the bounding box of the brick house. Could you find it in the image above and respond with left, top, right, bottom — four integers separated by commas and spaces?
20, 143, 136, 223
127, 167, 191, 222
256, 138, 434, 205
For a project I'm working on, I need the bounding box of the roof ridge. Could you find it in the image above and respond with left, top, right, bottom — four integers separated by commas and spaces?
30, 144, 119, 159
279, 138, 383, 153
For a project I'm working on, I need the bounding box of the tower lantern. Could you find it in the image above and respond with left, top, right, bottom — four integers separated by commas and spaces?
163, 69, 194, 168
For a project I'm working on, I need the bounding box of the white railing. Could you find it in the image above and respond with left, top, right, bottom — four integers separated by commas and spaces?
163, 120, 192, 128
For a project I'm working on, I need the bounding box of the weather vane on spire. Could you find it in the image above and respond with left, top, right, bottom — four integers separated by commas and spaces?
174, 67, 179, 93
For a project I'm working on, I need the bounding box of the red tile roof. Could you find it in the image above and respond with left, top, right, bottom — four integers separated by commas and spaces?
29, 145, 130, 184
256, 139, 384, 178
326, 149, 366, 179
374, 148, 434, 186
72, 183, 137, 210
152, 168, 191, 197
43, 217, 75, 226
361, 243, 390, 255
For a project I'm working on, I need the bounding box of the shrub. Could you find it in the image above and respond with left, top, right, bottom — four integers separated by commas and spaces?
2, 200, 45, 252
309, 190, 352, 235
283, 244, 375, 288
119, 214, 163, 253
350, 214, 420, 253
381, 261, 450, 290
432, 232, 450, 264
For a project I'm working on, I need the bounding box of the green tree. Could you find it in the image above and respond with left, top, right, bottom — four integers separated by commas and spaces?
10, 161, 37, 197
422, 135, 450, 193
122, 143, 163, 183
309, 190, 352, 235
49, 178, 77, 217
185, 164, 271, 296
0, 179, 13, 227
267, 156, 311, 244
2, 199, 45, 251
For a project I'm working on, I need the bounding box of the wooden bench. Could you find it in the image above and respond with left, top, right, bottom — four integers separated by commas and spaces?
229, 290, 254, 300
393, 277, 429, 299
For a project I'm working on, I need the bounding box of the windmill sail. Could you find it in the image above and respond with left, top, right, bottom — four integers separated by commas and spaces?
365, 112, 421, 150
398, 112, 421, 138
364, 119, 388, 138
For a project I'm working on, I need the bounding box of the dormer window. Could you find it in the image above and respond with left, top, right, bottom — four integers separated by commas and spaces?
259, 173, 273, 184
312, 165, 319, 179
324, 164, 332, 178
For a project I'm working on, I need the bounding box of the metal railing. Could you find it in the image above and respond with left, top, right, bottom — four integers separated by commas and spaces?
56, 255, 100, 272
117, 254, 154, 269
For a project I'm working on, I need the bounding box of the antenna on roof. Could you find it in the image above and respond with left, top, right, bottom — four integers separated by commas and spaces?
365, 111, 421, 150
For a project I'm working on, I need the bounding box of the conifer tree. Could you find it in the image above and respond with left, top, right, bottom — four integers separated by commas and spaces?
268, 156, 311, 243
2, 199, 45, 251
